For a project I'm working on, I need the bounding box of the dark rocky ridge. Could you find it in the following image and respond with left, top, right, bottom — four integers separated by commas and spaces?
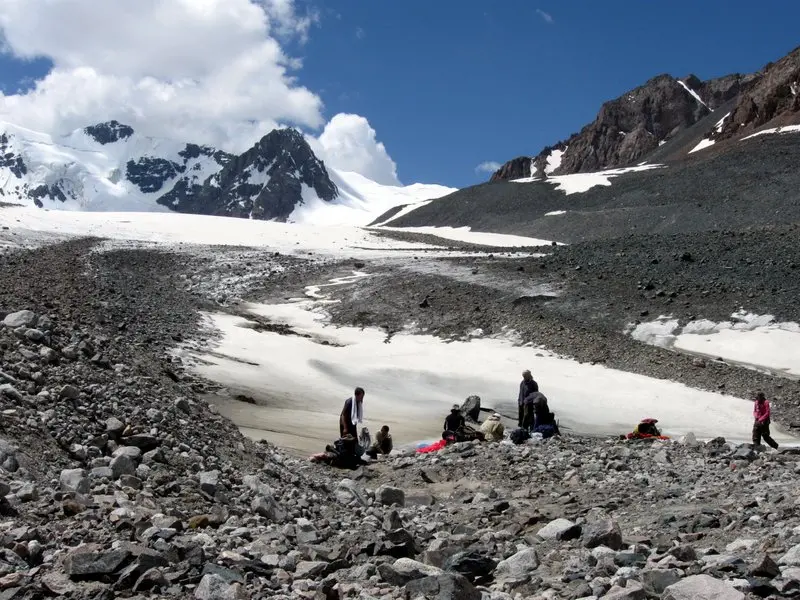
382, 133, 800, 244
162, 128, 338, 221
83, 120, 134, 145
488, 47, 800, 182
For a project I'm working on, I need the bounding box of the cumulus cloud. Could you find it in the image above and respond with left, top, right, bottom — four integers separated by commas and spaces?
475, 161, 502, 174
312, 113, 399, 186
0, 0, 402, 186
536, 9, 554, 24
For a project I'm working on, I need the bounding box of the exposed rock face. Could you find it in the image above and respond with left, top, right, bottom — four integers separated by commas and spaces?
718, 46, 800, 139
83, 120, 134, 144
489, 156, 533, 182
160, 128, 338, 221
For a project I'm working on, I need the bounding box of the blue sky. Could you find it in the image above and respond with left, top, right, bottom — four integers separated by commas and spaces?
0, 0, 797, 189
297, 0, 799, 186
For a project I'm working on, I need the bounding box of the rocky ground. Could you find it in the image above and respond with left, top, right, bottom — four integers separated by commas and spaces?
2, 232, 800, 599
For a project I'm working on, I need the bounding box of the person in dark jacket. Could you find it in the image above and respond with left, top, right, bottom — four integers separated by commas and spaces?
340, 387, 365, 438
518, 370, 539, 427
443, 405, 465, 434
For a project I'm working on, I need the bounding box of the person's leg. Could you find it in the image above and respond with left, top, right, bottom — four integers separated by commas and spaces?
752, 421, 762, 446
518, 404, 524, 428
522, 404, 532, 430
762, 423, 779, 449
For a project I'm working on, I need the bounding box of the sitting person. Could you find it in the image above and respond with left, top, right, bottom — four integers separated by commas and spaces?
626, 418, 664, 440
533, 409, 560, 439
443, 405, 485, 443
311, 434, 369, 470
443, 405, 465, 434
365, 425, 393, 459
480, 413, 505, 442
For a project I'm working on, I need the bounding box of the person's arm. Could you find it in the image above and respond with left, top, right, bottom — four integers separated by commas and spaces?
340, 399, 351, 431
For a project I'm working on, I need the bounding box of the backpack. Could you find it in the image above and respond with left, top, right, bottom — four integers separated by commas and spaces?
510, 427, 531, 445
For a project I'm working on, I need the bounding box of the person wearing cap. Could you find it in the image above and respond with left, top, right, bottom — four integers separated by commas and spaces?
518, 370, 539, 427
443, 404, 466, 434
480, 412, 505, 442
752, 391, 779, 450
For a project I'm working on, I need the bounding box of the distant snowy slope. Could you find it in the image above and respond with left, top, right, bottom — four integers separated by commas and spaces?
289, 169, 456, 226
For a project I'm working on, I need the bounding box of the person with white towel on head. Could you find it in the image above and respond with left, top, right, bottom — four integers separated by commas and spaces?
340, 386, 365, 439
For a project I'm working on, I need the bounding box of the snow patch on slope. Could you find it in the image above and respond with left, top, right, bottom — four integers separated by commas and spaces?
742, 124, 800, 141
544, 148, 566, 175
689, 138, 716, 154
677, 79, 708, 109
289, 169, 455, 226
513, 164, 664, 195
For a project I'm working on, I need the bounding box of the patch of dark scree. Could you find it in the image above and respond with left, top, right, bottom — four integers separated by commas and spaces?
382, 133, 800, 244
317, 225, 800, 432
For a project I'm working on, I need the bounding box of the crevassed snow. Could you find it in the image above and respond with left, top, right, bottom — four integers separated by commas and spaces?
289, 169, 455, 227
677, 79, 709, 109
689, 138, 716, 154
741, 124, 800, 140
184, 296, 796, 453
628, 312, 800, 379
374, 225, 555, 247
544, 148, 565, 175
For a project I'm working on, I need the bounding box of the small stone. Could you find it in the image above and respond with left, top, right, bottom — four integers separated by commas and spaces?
198, 470, 219, 497
24, 328, 45, 343
294, 561, 327, 579
251, 494, 287, 522
106, 417, 125, 435
603, 581, 646, 600
403, 573, 481, 600
194, 573, 244, 599
3, 310, 37, 328
378, 558, 442, 586
59, 385, 80, 400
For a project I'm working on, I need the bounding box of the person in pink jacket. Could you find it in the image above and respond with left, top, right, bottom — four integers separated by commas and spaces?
752, 391, 779, 449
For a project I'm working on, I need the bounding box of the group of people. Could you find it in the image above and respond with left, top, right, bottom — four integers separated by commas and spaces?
311, 376, 780, 469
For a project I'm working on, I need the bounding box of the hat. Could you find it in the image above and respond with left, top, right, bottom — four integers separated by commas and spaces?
451, 404, 460, 411
522, 369, 532, 376
492, 412, 501, 418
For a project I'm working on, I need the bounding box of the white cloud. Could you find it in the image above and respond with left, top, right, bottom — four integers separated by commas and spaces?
312, 113, 400, 186
536, 9, 554, 24
475, 161, 502, 174
0, 0, 398, 188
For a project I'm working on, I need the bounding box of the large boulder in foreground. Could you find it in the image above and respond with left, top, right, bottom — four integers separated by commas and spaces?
662, 575, 745, 600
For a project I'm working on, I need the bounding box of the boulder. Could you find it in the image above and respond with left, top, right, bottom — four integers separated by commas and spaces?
749, 553, 780, 578
460, 395, 481, 422
59, 385, 80, 400
493, 547, 539, 588
110, 454, 137, 479
537, 518, 581, 541
641, 569, 681, 595
3, 310, 37, 328
59, 469, 90, 495
403, 573, 482, 600
251, 494, 287, 523
662, 575, 745, 600
194, 573, 244, 599
378, 558, 442, 586
63, 549, 132, 578
198, 470, 220, 497
603, 581, 646, 599
781, 544, 800, 566
443, 550, 497, 582
106, 417, 125, 435
582, 508, 623, 550
294, 561, 328, 579
376, 484, 405, 507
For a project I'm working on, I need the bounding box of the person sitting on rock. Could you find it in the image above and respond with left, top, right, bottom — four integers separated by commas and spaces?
753, 391, 779, 450
340, 387, 365, 438
443, 404, 465, 436
626, 418, 664, 440
365, 425, 393, 459
518, 370, 539, 427
480, 413, 505, 442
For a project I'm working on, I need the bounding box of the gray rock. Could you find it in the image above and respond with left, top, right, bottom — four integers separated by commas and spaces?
335, 479, 366, 506
641, 569, 681, 595
603, 581, 646, 599
59, 468, 90, 495
24, 328, 45, 343
63, 549, 131, 577
294, 560, 327, 578
106, 417, 125, 435
749, 553, 780, 578
403, 573, 481, 600
113, 445, 142, 460
59, 385, 80, 400
378, 558, 442, 586
199, 470, 220, 497
110, 454, 136, 479
3, 310, 37, 328
16, 482, 38, 502
537, 518, 581, 541
0, 481, 9, 497
91, 467, 114, 480
251, 494, 287, 523
583, 508, 623, 550
376, 484, 405, 507
295, 518, 318, 544
133, 567, 168, 592
662, 575, 745, 600
493, 547, 539, 588
781, 544, 800, 566
194, 573, 244, 599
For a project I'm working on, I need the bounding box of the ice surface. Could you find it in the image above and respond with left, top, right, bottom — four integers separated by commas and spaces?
741, 124, 800, 140
184, 296, 796, 453
629, 313, 800, 379
375, 225, 556, 247
689, 138, 716, 154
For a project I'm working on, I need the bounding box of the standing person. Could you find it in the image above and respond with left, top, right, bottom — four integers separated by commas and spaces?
340, 387, 365, 438
752, 391, 779, 450
518, 370, 539, 427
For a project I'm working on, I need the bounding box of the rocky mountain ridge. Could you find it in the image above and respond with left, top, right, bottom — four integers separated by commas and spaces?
0, 120, 339, 221
490, 46, 799, 181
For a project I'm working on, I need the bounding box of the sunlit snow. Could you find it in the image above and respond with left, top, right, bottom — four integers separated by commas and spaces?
677, 79, 709, 109
689, 138, 716, 154
742, 124, 800, 140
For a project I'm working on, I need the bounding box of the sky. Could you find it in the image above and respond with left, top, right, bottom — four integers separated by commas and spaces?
0, 0, 798, 189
